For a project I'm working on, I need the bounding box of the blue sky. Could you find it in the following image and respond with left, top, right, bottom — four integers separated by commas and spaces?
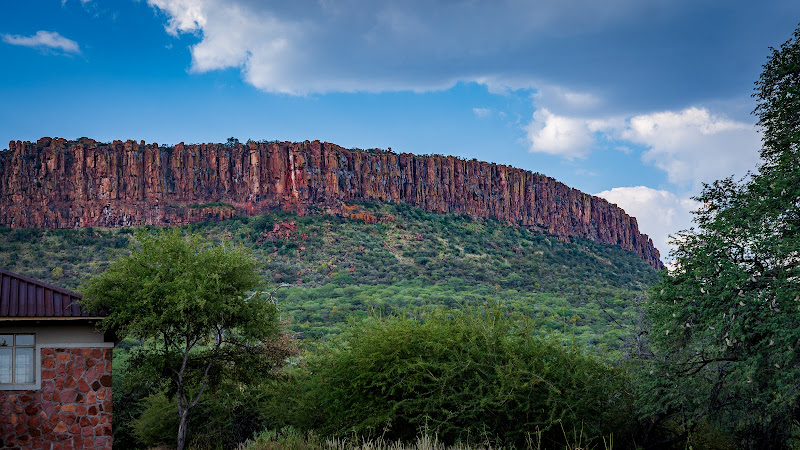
2, 0, 799, 259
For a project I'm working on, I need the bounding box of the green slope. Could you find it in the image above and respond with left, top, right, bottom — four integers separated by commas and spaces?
0, 200, 658, 354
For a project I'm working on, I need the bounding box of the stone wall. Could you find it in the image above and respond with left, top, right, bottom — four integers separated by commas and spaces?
0, 347, 113, 449
0, 137, 662, 268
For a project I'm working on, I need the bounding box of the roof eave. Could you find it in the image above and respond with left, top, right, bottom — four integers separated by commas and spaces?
0, 316, 106, 321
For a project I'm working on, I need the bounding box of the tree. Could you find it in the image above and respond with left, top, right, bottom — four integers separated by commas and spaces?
646, 25, 800, 447
81, 229, 290, 450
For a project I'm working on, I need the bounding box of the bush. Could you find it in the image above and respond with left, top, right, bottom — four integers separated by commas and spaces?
133, 391, 178, 447
289, 305, 633, 447
132, 381, 284, 449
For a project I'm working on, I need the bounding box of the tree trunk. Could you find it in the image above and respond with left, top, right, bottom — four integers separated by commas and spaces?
177, 410, 189, 450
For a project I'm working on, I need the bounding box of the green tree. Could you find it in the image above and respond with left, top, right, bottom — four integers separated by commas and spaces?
81, 229, 289, 450
646, 25, 800, 447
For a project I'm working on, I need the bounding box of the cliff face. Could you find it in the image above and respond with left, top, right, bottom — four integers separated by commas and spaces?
0, 137, 662, 268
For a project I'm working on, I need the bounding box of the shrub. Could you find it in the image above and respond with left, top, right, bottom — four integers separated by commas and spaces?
290, 305, 633, 447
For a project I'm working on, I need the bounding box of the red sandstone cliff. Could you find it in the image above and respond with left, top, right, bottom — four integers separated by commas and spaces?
0, 137, 663, 268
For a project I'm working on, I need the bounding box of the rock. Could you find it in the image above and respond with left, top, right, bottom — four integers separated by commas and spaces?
0, 138, 662, 268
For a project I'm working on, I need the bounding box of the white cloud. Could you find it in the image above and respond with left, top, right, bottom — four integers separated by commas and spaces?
622, 107, 760, 188
595, 186, 699, 259
525, 108, 614, 159
148, 0, 207, 36
525, 109, 592, 159
2, 31, 80, 54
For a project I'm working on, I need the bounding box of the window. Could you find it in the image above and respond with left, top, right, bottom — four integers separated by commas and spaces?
0, 334, 35, 385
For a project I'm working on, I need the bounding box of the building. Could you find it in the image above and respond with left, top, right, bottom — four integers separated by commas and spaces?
0, 269, 114, 449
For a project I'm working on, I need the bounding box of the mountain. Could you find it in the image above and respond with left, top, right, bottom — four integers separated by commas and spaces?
0, 137, 662, 269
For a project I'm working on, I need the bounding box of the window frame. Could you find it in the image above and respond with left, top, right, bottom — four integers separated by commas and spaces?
0, 333, 37, 389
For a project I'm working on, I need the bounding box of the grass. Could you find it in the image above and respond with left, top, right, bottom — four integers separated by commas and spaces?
239, 427, 613, 450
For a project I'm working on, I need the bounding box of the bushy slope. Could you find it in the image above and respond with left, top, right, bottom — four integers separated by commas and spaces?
0, 200, 657, 353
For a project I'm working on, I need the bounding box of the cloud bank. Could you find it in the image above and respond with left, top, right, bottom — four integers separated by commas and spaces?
144, 0, 694, 95
2, 31, 80, 54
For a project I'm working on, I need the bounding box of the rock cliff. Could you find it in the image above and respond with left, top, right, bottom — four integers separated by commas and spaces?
0, 137, 663, 268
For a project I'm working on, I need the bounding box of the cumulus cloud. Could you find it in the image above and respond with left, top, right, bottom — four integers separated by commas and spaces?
147, 0, 206, 35
2, 31, 80, 54
144, 0, 682, 95
595, 186, 699, 259
526, 109, 595, 159
622, 107, 760, 188
525, 108, 616, 159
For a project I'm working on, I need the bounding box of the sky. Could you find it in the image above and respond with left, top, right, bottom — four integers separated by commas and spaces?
2, 1, 798, 261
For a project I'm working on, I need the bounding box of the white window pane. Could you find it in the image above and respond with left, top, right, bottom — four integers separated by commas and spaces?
0, 348, 11, 383
15, 335, 34, 346
0, 335, 11, 346
15, 347, 35, 384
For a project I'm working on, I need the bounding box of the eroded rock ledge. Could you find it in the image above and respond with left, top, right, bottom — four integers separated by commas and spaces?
0, 137, 663, 269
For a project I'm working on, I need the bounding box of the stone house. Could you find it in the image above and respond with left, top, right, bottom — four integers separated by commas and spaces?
0, 269, 114, 449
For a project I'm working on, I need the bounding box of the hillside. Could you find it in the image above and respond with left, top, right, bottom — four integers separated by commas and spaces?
0, 201, 657, 353
0, 137, 662, 268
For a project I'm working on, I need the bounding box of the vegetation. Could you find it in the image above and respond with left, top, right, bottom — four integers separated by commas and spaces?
645, 24, 800, 448
0, 202, 656, 355
80, 230, 295, 450
274, 306, 632, 448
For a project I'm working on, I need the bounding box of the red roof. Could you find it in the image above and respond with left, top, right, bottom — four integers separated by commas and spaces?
0, 269, 103, 319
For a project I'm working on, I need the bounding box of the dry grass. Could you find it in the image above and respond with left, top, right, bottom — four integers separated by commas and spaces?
238, 427, 612, 450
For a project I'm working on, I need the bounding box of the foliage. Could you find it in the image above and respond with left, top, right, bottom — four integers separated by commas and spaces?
111, 338, 167, 448
279, 306, 632, 448
646, 24, 800, 448
132, 390, 179, 446
79, 229, 292, 450
131, 381, 293, 449
0, 226, 129, 288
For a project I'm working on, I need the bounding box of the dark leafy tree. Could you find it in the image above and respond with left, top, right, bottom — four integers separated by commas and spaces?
80, 230, 290, 450
646, 24, 800, 448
